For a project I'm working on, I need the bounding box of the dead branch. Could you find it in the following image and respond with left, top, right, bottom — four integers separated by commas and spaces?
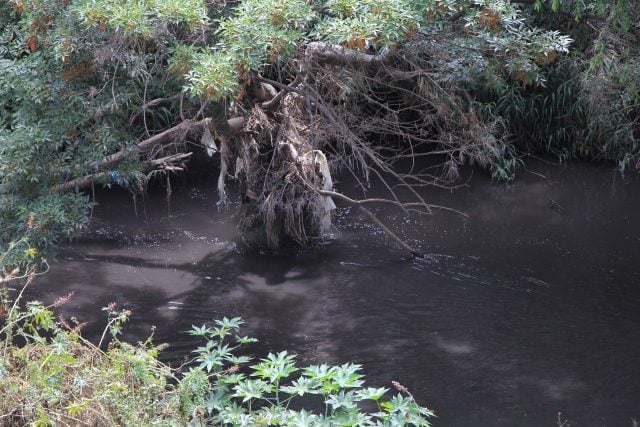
129, 93, 182, 125
86, 116, 244, 172
192, 40, 475, 252
53, 153, 193, 193
315, 188, 423, 258
304, 42, 423, 80
260, 75, 304, 111
304, 42, 395, 70
317, 189, 469, 218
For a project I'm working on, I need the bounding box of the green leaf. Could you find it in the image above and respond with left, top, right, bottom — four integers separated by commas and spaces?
233, 378, 273, 402
205, 389, 231, 414
196, 351, 224, 373
326, 390, 359, 411
331, 363, 364, 389
225, 354, 253, 365
356, 386, 388, 401
235, 335, 258, 344
280, 376, 323, 396
252, 351, 298, 383
188, 324, 215, 337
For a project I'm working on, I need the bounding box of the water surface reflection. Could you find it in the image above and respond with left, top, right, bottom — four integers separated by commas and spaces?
32, 161, 640, 426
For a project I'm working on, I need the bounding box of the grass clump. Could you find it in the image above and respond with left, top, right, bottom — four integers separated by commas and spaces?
0, 267, 434, 426
0, 271, 179, 425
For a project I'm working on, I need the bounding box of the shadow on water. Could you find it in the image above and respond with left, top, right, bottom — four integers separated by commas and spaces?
27, 160, 640, 426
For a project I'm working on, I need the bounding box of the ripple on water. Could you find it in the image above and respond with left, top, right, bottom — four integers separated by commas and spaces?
31, 161, 640, 426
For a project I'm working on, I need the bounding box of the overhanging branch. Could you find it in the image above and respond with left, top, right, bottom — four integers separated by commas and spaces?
86, 116, 244, 172
55, 116, 245, 193
53, 152, 193, 193
304, 42, 424, 80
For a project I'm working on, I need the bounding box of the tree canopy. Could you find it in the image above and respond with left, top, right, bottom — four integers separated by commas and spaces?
1, 0, 638, 262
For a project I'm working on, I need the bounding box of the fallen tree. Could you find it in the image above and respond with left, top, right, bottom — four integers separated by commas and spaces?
5, 0, 629, 261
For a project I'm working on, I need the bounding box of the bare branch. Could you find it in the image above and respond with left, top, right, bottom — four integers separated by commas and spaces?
53, 153, 193, 193
86, 116, 244, 172
315, 188, 423, 258
129, 93, 182, 125
304, 42, 424, 80
317, 189, 469, 218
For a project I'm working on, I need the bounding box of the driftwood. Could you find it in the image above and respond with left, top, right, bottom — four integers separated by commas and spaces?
224, 41, 476, 256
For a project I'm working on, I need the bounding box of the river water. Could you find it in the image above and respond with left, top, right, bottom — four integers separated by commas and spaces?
31, 160, 640, 426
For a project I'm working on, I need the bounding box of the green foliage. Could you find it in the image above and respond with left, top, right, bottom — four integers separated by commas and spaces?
577, 19, 640, 171
76, 0, 208, 35
184, 320, 435, 425
314, 0, 424, 48
1, 0, 639, 260
0, 269, 435, 425
0, 0, 185, 259
0, 294, 178, 425
0, 3, 92, 256
183, 0, 314, 99
464, 0, 640, 172
533, 0, 636, 31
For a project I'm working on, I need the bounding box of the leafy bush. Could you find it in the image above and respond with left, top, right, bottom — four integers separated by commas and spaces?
2, 0, 638, 258
0, 270, 434, 426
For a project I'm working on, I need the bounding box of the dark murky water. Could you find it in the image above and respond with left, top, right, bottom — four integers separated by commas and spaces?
30, 160, 640, 426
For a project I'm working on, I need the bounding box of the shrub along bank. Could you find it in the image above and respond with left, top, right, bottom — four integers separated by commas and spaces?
0, 267, 434, 426
1, 0, 638, 260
